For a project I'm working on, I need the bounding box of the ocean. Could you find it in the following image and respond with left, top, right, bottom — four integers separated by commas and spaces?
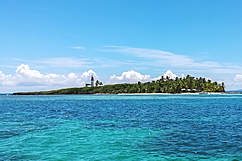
0, 94, 242, 160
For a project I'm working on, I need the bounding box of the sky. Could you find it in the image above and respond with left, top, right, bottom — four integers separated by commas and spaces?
1, 0, 242, 93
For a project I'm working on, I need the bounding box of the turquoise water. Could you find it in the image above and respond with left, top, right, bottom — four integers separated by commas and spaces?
0, 95, 242, 160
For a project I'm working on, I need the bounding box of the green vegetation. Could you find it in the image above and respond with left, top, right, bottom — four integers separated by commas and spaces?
14, 75, 225, 95
95, 80, 103, 87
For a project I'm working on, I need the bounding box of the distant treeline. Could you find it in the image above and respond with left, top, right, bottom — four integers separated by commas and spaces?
14, 75, 225, 95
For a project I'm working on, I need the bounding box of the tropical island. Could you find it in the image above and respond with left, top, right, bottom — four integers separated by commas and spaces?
13, 75, 225, 95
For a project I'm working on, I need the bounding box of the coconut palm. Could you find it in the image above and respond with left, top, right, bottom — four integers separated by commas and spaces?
95, 80, 99, 87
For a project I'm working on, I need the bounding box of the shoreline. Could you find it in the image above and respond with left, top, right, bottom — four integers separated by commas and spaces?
12, 92, 240, 95
116, 92, 227, 95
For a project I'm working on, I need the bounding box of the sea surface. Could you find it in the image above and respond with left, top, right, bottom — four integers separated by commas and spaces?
0, 94, 242, 160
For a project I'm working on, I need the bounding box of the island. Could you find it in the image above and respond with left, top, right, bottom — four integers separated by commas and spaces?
13, 75, 225, 95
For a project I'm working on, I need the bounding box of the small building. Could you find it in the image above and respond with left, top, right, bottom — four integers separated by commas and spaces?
182, 88, 197, 92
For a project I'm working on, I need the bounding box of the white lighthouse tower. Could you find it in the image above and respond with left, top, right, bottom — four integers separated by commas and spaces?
91, 75, 94, 87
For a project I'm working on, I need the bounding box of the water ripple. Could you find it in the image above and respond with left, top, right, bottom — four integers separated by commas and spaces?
0, 95, 242, 160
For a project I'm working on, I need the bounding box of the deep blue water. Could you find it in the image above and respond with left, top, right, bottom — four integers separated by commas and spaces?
0, 94, 242, 160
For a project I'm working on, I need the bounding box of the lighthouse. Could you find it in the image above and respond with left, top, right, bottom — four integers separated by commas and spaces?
91, 76, 94, 87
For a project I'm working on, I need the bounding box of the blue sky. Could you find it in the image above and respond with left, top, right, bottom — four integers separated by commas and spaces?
1, 0, 242, 92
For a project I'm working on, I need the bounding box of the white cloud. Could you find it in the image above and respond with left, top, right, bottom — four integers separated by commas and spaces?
164, 70, 178, 80
41, 57, 92, 68
12, 57, 92, 68
1, 64, 241, 92
108, 70, 187, 84
234, 74, 242, 82
108, 70, 151, 84
220, 77, 242, 90
211, 68, 242, 74
153, 70, 180, 81
16, 64, 43, 78
0, 71, 15, 86
0, 65, 17, 68
107, 69, 185, 84
108, 70, 185, 85
0, 64, 97, 90
71, 46, 85, 49
181, 73, 186, 78
101, 46, 221, 68
152, 70, 213, 83
92, 58, 134, 68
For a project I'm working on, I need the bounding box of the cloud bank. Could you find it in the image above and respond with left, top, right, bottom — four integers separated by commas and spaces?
107, 69, 184, 84
108, 70, 151, 84
234, 74, 242, 82
153, 70, 182, 81
0, 64, 97, 89
1, 64, 241, 92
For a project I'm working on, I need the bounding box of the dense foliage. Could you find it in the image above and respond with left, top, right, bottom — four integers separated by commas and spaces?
14, 75, 225, 95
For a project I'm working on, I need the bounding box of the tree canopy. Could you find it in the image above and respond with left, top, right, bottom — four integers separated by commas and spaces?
14, 75, 225, 95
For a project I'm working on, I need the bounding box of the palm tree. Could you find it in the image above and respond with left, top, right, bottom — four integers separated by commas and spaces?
166, 76, 169, 81
95, 80, 99, 87
222, 82, 225, 89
